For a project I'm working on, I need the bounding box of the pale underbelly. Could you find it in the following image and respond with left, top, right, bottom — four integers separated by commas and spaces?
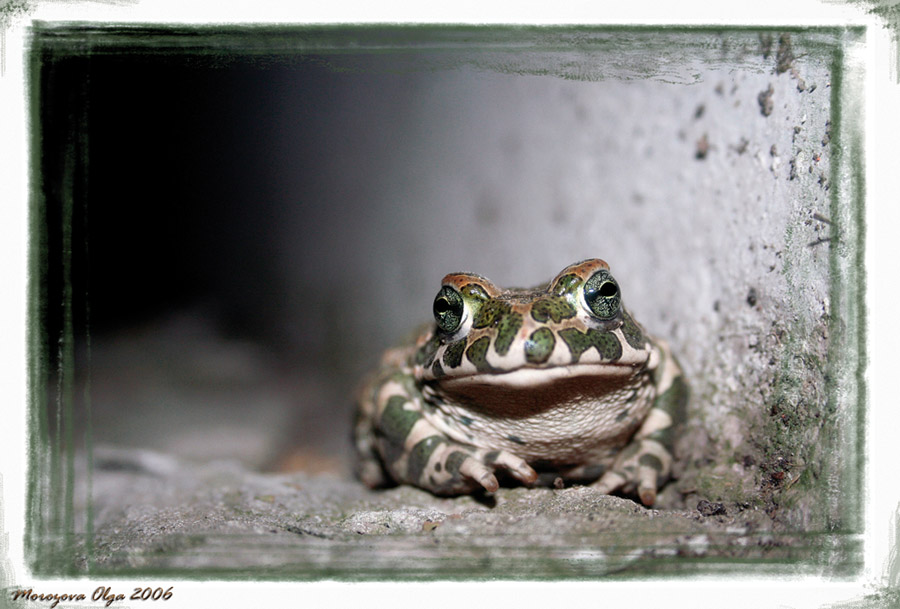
425, 376, 656, 464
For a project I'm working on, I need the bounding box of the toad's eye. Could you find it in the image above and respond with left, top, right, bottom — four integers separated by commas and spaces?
583, 270, 621, 320
433, 286, 465, 333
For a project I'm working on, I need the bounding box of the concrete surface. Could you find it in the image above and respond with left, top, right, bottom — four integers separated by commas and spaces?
73, 447, 859, 579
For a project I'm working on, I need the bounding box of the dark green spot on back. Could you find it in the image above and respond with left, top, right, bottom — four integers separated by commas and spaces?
493, 311, 523, 356
466, 336, 495, 372
525, 327, 556, 364
654, 375, 689, 424
472, 300, 511, 329
647, 375, 689, 450
621, 312, 646, 350
407, 435, 444, 483
558, 328, 623, 362
378, 396, 422, 445
530, 297, 577, 323
445, 450, 471, 480
431, 359, 445, 378
442, 339, 467, 369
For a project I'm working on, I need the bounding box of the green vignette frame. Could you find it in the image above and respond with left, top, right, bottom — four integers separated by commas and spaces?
22, 23, 866, 581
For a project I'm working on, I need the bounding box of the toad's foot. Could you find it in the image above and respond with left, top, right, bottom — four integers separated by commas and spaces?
406, 440, 539, 495
591, 438, 672, 506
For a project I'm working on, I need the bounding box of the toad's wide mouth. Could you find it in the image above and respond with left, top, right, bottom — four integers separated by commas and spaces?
434, 362, 641, 390
427, 362, 647, 419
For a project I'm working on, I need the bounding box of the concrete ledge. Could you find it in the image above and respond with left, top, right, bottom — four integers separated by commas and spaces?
74, 448, 859, 579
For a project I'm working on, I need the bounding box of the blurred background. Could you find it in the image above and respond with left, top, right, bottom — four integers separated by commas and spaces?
35, 28, 836, 480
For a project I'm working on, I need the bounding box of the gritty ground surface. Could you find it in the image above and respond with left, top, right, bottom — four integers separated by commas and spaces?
71, 447, 860, 580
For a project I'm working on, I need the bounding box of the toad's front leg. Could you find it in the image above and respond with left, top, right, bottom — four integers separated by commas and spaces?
356, 372, 538, 496
592, 342, 688, 506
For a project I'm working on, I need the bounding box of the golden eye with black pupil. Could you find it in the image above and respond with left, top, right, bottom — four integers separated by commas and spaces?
433, 286, 464, 333
583, 270, 621, 320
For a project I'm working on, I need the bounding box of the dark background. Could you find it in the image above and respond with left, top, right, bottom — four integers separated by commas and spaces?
36, 49, 414, 468
41, 53, 367, 353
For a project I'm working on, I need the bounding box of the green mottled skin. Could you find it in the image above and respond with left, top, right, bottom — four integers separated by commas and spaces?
557, 327, 623, 362
530, 296, 577, 323
524, 327, 556, 364
354, 259, 687, 506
